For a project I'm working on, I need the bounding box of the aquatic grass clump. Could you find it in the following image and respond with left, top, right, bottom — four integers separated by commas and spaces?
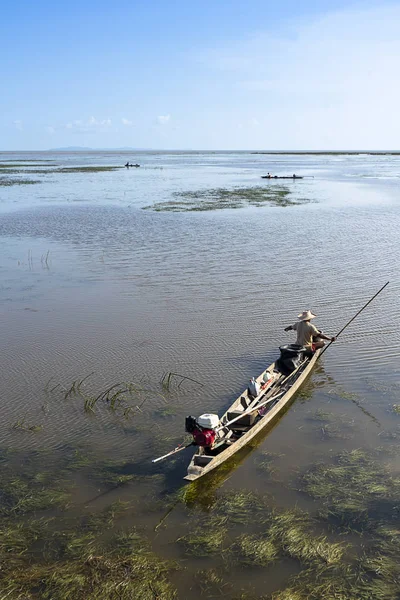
271, 560, 400, 600
235, 534, 279, 566
256, 451, 284, 476
306, 408, 355, 440
216, 490, 271, 525
4, 544, 178, 600
193, 568, 228, 597
177, 516, 228, 556
0, 447, 178, 599
299, 449, 400, 532
268, 509, 347, 566
0, 474, 71, 517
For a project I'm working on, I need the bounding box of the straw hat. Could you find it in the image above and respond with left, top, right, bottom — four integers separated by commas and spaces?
297, 310, 316, 321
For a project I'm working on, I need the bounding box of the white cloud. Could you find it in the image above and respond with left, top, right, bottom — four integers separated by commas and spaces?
65, 117, 112, 132
121, 118, 133, 126
157, 114, 171, 125
46, 126, 56, 134
13, 120, 23, 131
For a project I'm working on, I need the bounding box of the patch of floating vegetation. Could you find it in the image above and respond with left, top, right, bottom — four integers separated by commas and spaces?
58, 166, 123, 173
0, 176, 41, 186
0, 159, 56, 162
0, 163, 46, 169
391, 404, 400, 414
143, 185, 311, 211
0, 446, 178, 599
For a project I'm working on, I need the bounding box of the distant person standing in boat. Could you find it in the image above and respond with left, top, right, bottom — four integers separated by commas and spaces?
284, 310, 336, 351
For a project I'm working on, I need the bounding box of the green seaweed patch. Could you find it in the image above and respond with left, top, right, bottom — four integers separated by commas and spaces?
143, 186, 310, 211
391, 404, 400, 414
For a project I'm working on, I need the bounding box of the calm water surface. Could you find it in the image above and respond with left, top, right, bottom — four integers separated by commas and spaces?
0, 151, 399, 598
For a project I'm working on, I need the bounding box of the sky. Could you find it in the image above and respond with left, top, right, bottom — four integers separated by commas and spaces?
1, 0, 400, 150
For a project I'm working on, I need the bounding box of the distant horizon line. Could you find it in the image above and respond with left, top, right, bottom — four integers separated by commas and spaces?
1, 147, 400, 155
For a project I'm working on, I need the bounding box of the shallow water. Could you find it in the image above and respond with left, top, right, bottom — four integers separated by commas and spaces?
0, 151, 399, 598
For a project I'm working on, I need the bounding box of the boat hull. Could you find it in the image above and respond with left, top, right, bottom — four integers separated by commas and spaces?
184, 349, 320, 481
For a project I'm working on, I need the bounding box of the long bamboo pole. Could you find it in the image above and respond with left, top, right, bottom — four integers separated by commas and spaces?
318, 281, 389, 359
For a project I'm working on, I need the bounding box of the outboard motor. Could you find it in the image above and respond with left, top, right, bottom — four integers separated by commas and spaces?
185, 413, 219, 448
276, 344, 306, 376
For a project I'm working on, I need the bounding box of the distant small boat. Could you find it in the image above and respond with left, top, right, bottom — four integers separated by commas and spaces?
125, 163, 140, 168
261, 175, 303, 179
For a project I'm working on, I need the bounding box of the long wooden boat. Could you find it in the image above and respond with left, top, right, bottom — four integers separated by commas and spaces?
261, 175, 304, 179
184, 349, 320, 481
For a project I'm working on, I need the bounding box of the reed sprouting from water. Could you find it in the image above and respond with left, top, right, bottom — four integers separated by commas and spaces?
12, 417, 43, 432
161, 371, 204, 391
50, 374, 168, 418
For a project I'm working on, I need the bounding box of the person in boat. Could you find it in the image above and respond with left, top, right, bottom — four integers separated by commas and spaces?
125, 162, 130, 168
284, 310, 336, 351
267, 172, 272, 178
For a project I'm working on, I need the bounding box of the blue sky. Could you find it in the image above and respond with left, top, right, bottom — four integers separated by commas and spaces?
1, 0, 399, 150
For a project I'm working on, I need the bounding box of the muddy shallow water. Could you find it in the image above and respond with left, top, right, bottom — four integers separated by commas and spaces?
0, 151, 399, 599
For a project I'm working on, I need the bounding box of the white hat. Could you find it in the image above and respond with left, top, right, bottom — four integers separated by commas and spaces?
298, 310, 316, 321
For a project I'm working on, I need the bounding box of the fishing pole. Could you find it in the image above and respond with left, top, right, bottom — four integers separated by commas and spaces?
152, 441, 195, 464
317, 281, 389, 360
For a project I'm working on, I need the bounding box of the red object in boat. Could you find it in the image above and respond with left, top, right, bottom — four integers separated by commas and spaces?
192, 428, 216, 447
